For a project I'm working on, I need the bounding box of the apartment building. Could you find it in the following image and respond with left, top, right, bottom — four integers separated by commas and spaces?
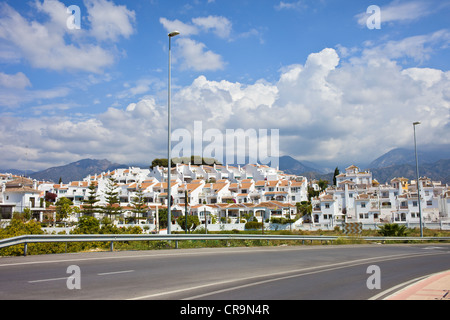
312, 165, 449, 227
0, 176, 46, 219
2, 163, 449, 229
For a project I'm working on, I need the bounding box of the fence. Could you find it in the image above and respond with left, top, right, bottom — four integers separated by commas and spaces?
1, 234, 450, 256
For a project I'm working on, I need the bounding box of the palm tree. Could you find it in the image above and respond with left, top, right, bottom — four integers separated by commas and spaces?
377, 223, 409, 236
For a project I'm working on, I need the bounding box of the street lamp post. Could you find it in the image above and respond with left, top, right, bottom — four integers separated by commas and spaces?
167, 31, 180, 235
413, 121, 423, 237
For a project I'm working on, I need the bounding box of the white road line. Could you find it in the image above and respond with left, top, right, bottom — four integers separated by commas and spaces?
28, 277, 68, 283
128, 251, 444, 300
368, 275, 429, 300
27, 270, 135, 283
369, 269, 450, 300
97, 270, 134, 276
0, 247, 304, 267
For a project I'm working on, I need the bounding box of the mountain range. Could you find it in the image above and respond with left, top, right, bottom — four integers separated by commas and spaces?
1, 146, 449, 184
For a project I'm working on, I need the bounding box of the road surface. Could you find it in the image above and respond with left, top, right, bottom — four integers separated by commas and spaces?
0, 244, 449, 302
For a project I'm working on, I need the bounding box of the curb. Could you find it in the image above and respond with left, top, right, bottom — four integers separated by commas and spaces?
386, 270, 450, 300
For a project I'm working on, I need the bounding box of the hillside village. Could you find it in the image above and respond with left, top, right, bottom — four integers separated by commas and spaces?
1, 163, 450, 231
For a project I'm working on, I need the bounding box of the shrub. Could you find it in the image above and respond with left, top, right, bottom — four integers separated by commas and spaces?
377, 223, 409, 237
245, 221, 262, 230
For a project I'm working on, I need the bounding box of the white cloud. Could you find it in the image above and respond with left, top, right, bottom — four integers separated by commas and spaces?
85, 0, 136, 42
0, 0, 135, 73
356, 0, 434, 27
275, 1, 307, 11
176, 38, 225, 71
191, 16, 232, 39
160, 15, 232, 39
0, 72, 31, 89
359, 29, 450, 64
2, 36, 449, 170
159, 17, 199, 36
160, 16, 228, 72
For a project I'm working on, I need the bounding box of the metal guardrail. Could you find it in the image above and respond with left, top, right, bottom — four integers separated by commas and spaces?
1, 234, 450, 256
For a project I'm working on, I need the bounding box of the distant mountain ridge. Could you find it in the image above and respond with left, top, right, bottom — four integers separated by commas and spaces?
29, 159, 129, 183
369, 159, 450, 184
2, 148, 449, 185
370, 145, 450, 168
278, 155, 325, 175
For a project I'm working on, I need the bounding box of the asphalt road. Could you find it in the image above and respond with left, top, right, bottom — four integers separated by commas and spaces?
0, 244, 449, 302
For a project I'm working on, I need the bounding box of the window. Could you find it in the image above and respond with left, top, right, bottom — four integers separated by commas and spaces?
427, 200, 432, 206
325, 203, 330, 209
361, 202, 366, 208
413, 201, 418, 207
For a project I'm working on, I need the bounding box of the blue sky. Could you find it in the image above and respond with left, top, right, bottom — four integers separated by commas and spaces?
0, 0, 449, 172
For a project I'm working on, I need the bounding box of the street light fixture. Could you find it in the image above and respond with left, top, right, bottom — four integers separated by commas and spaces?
167, 30, 180, 234
413, 121, 423, 237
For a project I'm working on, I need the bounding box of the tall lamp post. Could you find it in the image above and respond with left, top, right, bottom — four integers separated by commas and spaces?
167, 30, 180, 234
413, 121, 423, 237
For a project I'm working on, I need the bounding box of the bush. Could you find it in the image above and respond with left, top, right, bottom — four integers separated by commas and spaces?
377, 223, 409, 237
270, 217, 295, 224
245, 221, 262, 230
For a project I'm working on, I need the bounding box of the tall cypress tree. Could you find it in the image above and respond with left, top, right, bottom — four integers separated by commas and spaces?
81, 182, 100, 217
130, 188, 148, 223
333, 167, 340, 186
102, 178, 122, 221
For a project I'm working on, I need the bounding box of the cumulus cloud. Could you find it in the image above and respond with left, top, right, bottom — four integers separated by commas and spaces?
160, 16, 231, 72
160, 15, 232, 39
275, 1, 307, 11
191, 16, 232, 39
85, 0, 136, 42
176, 38, 225, 71
0, 71, 69, 108
159, 17, 199, 36
356, 0, 434, 27
0, 0, 135, 73
0, 72, 31, 89
358, 29, 450, 65
1, 37, 449, 170
160, 15, 258, 72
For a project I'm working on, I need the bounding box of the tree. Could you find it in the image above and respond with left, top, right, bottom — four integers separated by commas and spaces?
318, 179, 328, 191
150, 158, 171, 169
81, 182, 100, 216
377, 223, 409, 237
177, 215, 200, 232
333, 167, 340, 186
72, 215, 100, 234
130, 189, 148, 223
45, 191, 57, 204
157, 208, 168, 229
55, 197, 75, 221
296, 201, 312, 218
307, 186, 319, 201
102, 178, 122, 221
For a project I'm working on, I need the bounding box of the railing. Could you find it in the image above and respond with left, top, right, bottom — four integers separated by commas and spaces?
1, 234, 450, 256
